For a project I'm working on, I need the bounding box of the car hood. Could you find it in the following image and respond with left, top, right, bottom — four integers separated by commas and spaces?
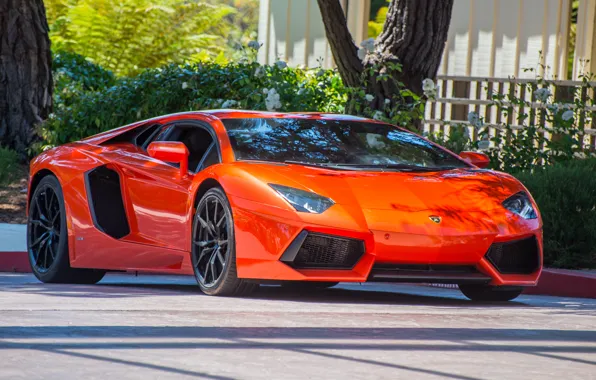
235, 162, 523, 213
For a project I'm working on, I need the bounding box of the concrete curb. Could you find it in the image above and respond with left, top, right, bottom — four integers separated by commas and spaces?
0, 251, 31, 273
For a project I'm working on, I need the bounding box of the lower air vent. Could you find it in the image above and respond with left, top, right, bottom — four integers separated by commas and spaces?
280, 231, 365, 269
485, 236, 540, 274
368, 264, 491, 284
85, 166, 130, 239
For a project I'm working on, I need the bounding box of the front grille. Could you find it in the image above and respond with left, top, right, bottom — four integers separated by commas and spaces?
368, 264, 491, 284
485, 236, 540, 274
284, 232, 365, 269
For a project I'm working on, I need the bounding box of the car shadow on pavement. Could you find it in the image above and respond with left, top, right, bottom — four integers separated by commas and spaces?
1, 326, 595, 380
2, 273, 596, 311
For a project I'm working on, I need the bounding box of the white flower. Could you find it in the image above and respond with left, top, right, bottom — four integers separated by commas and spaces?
297, 88, 306, 95
360, 38, 375, 53
262, 88, 269, 94
422, 79, 435, 92
373, 110, 384, 120
384, 98, 391, 105
265, 88, 282, 111
365, 94, 374, 102
221, 100, 237, 108
247, 40, 261, 50
467, 111, 483, 128
255, 66, 264, 78
181, 82, 189, 90
562, 110, 574, 121
357, 48, 367, 61
534, 87, 551, 102
316, 69, 326, 77
275, 60, 287, 69
422, 79, 438, 98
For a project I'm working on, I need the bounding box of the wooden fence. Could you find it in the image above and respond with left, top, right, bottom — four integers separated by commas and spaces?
424, 75, 596, 152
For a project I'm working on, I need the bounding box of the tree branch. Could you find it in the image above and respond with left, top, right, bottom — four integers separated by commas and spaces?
316, 0, 363, 88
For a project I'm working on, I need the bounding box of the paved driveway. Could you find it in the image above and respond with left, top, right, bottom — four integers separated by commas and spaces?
0, 273, 595, 379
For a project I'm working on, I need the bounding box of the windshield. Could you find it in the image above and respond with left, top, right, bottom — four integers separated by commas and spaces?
222, 118, 469, 170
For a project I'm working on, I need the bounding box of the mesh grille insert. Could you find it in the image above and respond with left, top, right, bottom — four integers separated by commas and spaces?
292, 233, 365, 269
485, 236, 540, 274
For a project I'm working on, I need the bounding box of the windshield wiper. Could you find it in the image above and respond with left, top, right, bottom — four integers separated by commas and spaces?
284, 161, 457, 172
283, 160, 362, 171
316, 163, 457, 172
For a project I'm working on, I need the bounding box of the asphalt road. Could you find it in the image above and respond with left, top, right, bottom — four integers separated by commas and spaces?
0, 273, 595, 380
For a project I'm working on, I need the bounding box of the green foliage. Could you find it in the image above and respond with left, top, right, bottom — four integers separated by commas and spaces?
45, 0, 236, 76
346, 61, 427, 128
0, 147, 20, 186
515, 159, 596, 269
368, 2, 389, 38
53, 51, 116, 91
40, 58, 346, 150
425, 126, 473, 154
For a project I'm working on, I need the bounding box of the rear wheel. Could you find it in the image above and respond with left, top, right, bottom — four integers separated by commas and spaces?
191, 187, 257, 296
459, 284, 524, 302
28, 175, 105, 284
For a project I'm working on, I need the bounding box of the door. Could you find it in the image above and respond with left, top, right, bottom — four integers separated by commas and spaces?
118, 122, 219, 253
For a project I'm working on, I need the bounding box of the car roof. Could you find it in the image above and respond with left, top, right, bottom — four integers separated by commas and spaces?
198, 109, 374, 122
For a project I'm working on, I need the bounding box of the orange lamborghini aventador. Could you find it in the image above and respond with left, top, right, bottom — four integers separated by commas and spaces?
27, 111, 542, 301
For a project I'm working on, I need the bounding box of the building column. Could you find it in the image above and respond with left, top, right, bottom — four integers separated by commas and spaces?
573, 0, 596, 79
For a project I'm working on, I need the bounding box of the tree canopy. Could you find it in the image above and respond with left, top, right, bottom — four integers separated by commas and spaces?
45, 0, 253, 76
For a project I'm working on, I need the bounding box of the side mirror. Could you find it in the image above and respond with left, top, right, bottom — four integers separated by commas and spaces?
459, 151, 490, 169
147, 141, 189, 177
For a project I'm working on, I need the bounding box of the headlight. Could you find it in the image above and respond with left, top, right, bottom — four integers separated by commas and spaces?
269, 184, 334, 214
502, 192, 537, 219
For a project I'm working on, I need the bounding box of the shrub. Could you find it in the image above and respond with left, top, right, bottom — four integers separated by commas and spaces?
0, 147, 21, 186
514, 159, 596, 269
40, 60, 347, 150
53, 51, 116, 91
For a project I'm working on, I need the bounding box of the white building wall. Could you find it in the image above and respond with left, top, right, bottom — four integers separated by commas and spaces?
259, 0, 581, 79
441, 0, 571, 79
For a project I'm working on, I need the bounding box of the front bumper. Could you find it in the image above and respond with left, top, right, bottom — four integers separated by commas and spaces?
230, 196, 543, 287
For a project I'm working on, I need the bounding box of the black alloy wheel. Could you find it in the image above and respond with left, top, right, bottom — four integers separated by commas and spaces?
28, 183, 61, 273
192, 187, 256, 296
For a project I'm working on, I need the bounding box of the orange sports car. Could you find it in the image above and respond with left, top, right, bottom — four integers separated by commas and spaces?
27, 111, 542, 301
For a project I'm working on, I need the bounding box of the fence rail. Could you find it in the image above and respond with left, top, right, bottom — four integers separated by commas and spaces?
424, 75, 596, 151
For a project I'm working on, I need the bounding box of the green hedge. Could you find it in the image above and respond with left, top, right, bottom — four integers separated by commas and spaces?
0, 146, 20, 186
515, 159, 596, 269
40, 57, 346, 150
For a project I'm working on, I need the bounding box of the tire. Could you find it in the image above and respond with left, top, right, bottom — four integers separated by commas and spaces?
459, 284, 524, 302
191, 187, 257, 296
27, 175, 106, 284
281, 281, 339, 289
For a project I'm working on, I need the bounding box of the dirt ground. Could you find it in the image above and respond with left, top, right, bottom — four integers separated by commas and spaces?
0, 167, 28, 224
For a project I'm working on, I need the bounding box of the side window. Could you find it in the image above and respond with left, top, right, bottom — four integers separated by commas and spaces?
136, 124, 162, 149
157, 124, 219, 173
198, 143, 220, 171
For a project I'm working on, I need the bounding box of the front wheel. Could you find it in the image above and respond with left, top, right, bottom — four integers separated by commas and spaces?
459, 284, 524, 302
191, 187, 257, 297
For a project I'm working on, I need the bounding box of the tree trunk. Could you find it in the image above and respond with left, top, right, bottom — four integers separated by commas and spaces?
376, 0, 453, 96
317, 0, 453, 105
316, 0, 363, 88
0, 0, 52, 159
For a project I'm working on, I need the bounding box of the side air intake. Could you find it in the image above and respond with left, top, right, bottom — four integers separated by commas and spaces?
280, 231, 365, 269
85, 166, 130, 239
485, 236, 540, 274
